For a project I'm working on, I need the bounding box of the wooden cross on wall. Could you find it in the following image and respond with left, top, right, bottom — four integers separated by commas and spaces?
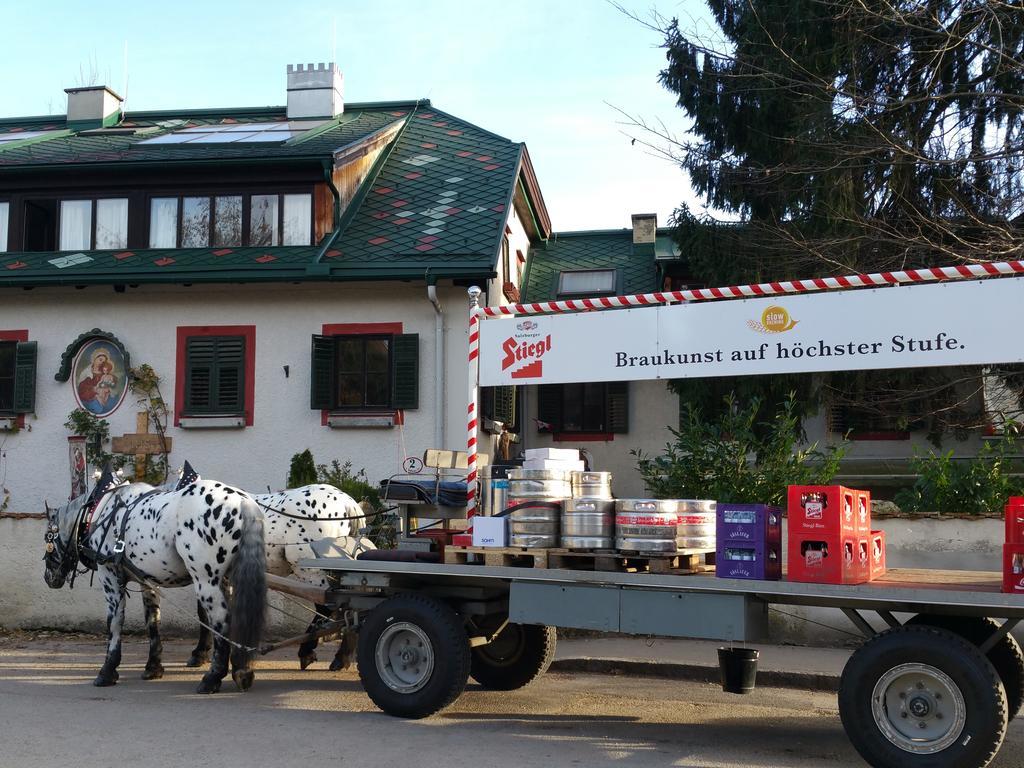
111, 412, 172, 481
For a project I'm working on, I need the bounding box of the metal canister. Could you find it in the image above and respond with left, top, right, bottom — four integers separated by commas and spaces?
479, 465, 510, 518
614, 499, 717, 554
507, 468, 572, 499
561, 497, 615, 549
505, 497, 561, 548
570, 471, 613, 500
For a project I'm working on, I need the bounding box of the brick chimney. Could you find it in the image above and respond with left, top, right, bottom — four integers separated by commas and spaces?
287, 62, 344, 119
65, 86, 123, 129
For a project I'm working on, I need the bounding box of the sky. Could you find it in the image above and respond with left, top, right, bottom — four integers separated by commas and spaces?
1, 0, 712, 232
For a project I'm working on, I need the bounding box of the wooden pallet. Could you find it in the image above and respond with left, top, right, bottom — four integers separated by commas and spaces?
547, 548, 716, 575
443, 546, 549, 568
442, 546, 715, 575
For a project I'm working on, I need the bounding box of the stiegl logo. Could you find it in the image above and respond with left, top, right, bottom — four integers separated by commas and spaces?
501, 334, 551, 379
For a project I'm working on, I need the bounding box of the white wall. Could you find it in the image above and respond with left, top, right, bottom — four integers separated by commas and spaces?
0, 280, 476, 514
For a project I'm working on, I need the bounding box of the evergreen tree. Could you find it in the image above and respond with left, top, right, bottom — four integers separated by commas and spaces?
635, 1, 1024, 439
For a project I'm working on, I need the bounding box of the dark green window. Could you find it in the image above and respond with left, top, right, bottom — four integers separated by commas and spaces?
537, 381, 628, 434
184, 335, 245, 414
310, 333, 419, 411
0, 340, 36, 414
482, 385, 517, 430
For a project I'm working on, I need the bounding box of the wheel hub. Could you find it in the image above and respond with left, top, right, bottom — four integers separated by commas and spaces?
871, 663, 966, 754
374, 622, 435, 694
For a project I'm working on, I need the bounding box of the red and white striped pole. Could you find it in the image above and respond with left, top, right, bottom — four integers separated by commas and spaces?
454, 285, 483, 547
478, 259, 1024, 318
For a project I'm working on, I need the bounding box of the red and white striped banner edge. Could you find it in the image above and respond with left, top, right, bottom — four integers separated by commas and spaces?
477, 260, 1024, 318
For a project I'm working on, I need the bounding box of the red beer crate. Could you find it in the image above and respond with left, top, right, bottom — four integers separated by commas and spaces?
1006, 497, 1024, 544
787, 532, 871, 585
869, 530, 886, 581
1004, 544, 1024, 594
787, 485, 871, 536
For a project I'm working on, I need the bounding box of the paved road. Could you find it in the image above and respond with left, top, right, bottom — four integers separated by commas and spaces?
1, 636, 1022, 768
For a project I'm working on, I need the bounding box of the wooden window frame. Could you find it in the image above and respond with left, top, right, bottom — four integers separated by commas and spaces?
20, 196, 130, 251
174, 325, 256, 427
146, 189, 314, 249
538, 381, 628, 442
0, 329, 29, 427
0, 199, 9, 252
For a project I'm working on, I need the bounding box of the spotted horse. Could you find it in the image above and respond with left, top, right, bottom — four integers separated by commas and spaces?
43, 466, 267, 693
184, 475, 376, 672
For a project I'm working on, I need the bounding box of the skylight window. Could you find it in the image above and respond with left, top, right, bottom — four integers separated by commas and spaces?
0, 130, 54, 144
138, 120, 325, 146
558, 269, 618, 296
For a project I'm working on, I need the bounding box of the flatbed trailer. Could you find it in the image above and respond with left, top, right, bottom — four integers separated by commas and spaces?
297, 556, 1024, 768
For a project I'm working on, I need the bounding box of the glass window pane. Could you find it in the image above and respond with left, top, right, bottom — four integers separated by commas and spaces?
0, 342, 14, 411
365, 339, 389, 373
149, 198, 178, 248
0, 202, 8, 252
583, 383, 605, 431
249, 195, 279, 246
59, 200, 92, 250
365, 374, 389, 407
282, 193, 311, 245
337, 373, 364, 407
337, 339, 363, 373
181, 197, 211, 248
562, 383, 583, 432
213, 196, 242, 247
559, 269, 617, 295
94, 199, 128, 249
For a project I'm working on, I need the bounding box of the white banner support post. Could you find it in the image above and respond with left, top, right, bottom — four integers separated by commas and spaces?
453, 285, 482, 547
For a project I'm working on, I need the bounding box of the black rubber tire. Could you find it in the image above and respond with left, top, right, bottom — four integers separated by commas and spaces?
356, 594, 470, 719
907, 614, 1024, 722
839, 625, 1007, 768
470, 623, 556, 690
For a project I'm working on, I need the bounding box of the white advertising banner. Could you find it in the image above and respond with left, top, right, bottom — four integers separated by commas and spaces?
478, 278, 1024, 385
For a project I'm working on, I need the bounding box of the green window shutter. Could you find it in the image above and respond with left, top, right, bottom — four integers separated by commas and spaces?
537, 384, 562, 432
310, 334, 336, 410
606, 381, 629, 433
13, 341, 37, 414
494, 385, 516, 427
185, 336, 245, 414
391, 333, 419, 410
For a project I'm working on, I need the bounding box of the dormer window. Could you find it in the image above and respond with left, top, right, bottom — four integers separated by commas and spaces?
557, 269, 617, 297
148, 192, 311, 248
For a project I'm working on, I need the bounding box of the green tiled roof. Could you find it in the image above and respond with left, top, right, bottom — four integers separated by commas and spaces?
0, 107, 402, 167
521, 229, 676, 301
330, 106, 521, 272
0, 100, 523, 286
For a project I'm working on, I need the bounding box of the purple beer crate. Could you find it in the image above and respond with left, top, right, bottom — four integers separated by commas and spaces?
717, 503, 782, 544
716, 540, 782, 580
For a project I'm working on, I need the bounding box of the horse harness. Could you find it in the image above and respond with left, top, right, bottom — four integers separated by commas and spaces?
75, 486, 164, 585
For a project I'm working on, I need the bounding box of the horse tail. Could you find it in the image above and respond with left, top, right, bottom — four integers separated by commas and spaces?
229, 496, 267, 668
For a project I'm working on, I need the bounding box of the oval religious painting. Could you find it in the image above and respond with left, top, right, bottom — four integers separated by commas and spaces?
72, 339, 129, 417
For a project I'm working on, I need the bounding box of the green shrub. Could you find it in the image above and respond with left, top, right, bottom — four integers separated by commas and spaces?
894, 432, 1024, 514
286, 449, 318, 489
633, 393, 846, 505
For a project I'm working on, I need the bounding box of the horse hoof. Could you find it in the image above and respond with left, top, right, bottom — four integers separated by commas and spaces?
93, 674, 117, 687
299, 652, 317, 670
196, 678, 221, 694
141, 665, 164, 680
232, 669, 255, 692
328, 657, 348, 672
185, 654, 208, 668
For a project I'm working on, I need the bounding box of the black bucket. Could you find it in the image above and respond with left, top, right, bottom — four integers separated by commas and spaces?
717, 647, 759, 694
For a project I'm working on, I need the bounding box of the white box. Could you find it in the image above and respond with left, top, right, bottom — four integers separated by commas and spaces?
522, 458, 586, 472
472, 517, 508, 548
524, 448, 580, 462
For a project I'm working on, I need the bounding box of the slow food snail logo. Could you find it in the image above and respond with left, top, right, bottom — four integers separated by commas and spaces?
747, 305, 798, 334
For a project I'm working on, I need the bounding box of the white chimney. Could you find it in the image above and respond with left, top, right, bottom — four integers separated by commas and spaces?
65, 86, 124, 128
631, 213, 657, 245
287, 62, 344, 119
